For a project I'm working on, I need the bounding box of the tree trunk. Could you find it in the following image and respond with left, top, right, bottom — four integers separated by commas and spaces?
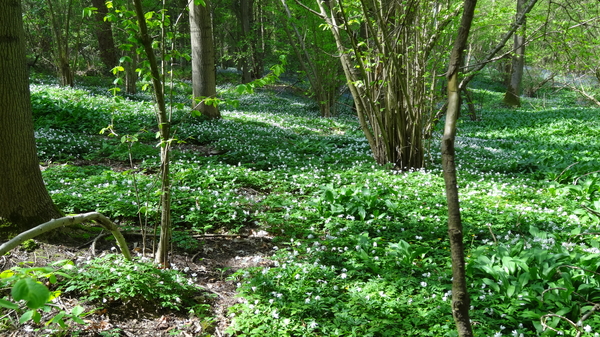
189, 0, 220, 119
238, 0, 253, 83
503, 0, 526, 107
125, 50, 138, 94
91, 0, 118, 72
460, 0, 539, 89
251, 0, 264, 79
0, 0, 62, 240
132, 0, 171, 267
443, 0, 477, 336
462, 87, 477, 121
281, 0, 342, 118
46, 0, 75, 87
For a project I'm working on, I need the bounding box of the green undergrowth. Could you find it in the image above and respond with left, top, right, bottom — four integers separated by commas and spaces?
24, 80, 600, 336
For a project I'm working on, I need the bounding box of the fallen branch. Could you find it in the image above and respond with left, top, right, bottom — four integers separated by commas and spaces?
541, 313, 578, 335
192, 234, 250, 238
574, 170, 600, 185
554, 162, 580, 182
566, 83, 600, 107
0, 212, 131, 260
582, 205, 600, 218
90, 232, 109, 256
122, 231, 250, 239
577, 304, 600, 329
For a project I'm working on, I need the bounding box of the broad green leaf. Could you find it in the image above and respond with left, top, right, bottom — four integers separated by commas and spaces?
47, 274, 57, 284
32, 310, 41, 323
12, 278, 50, 309
235, 84, 248, 95
111, 66, 124, 75
49, 290, 61, 301
324, 189, 335, 203
0, 298, 18, 310
482, 278, 500, 292
71, 305, 85, 316
47, 311, 66, 328
358, 206, 366, 221
82, 7, 97, 18
502, 256, 516, 274
517, 272, 530, 288
19, 310, 34, 324
506, 284, 516, 298
72, 316, 86, 325
0, 270, 14, 279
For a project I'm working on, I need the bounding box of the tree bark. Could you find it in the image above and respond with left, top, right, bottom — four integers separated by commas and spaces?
189, 0, 220, 119
125, 50, 138, 94
251, 0, 265, 79
91, 0, 118, 72
442, 0, 477, 336
503, 0, 526, 107
238, 0, 253, 83
0, 0, 62, 240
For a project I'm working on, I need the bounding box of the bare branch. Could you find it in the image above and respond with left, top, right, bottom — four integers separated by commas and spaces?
459, 0, 540, 88
0, 212, 131, 260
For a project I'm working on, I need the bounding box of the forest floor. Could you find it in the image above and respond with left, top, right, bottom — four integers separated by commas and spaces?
9, 80, 600, 336
2, 221, 275, 336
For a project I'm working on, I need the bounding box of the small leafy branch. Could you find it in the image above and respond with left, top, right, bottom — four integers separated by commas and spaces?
0, 260, 90, 328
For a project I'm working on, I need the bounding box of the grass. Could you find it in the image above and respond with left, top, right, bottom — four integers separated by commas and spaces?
13, 75, 600, 336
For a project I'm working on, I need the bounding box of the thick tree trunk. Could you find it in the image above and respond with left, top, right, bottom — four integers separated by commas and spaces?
504, 0, 526, 107
310, 0, 435, 170
189, 0, 220, 119
0, 0, 62, 240
91, 0, 118, 72
443, 0, 477, 336
58, 56, 74, 87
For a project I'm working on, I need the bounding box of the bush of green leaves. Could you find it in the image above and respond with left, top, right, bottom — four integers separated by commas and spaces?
63, 254, 203, 311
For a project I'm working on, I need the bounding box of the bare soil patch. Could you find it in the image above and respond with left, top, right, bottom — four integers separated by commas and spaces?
1, 227, 276, 336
